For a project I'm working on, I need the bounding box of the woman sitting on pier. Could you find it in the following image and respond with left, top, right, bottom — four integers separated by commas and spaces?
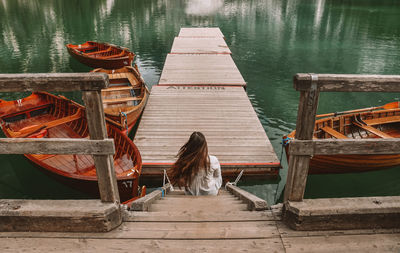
169, 131, 222, 196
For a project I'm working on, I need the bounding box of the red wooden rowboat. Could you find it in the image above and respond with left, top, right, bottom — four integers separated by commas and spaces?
92, 66, 149, 134
284, 102, 400, 174
0, 92, 142, 202
66, 41, 135, 69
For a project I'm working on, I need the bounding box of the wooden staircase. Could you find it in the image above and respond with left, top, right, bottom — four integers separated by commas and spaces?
122, 186, 284, 252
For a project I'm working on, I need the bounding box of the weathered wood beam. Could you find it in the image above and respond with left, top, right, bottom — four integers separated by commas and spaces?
0, 73, 109, 92
283, 196, 400, 230
0, 138, 115, 155
0, 199, 121, 232
225, 184, 268, 211
284, 74, 320, 202
289, 138, 400, 156
82, 90, 120, 204
129, 184, 172, 211
294, 74, 400, 92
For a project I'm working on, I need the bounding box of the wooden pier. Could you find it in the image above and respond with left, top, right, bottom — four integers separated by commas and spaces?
135, 28, 280, 181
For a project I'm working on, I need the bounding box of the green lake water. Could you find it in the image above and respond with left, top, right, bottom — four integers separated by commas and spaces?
1, 0, 400, 204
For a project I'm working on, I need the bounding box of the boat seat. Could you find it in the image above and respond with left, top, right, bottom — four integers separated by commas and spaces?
102, 51, 125, 59
103, 97, 141, 104
321, 126, 348, 139
86, 47, 112, 55
354, 122, 393, 139
102, 86, 133, 92
6, 109, 83, 138
2, 102, 52, 119
363, 115, 400, 126
31, 154, 56, 160
109, 73, 139, 86
77, 46, 97, 52
109, 73, 124, 79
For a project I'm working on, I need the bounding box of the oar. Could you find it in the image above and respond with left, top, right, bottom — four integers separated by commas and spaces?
19, 125, 47, 138
317, 101, 400, 118
5, 124, 47, 138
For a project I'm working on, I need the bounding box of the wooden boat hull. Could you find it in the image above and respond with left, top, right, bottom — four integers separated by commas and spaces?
26, 156, 138, 200
309, 154, 400, 174
66, 41, 134, 69
284, 105, 400, 174
92, 66, 149, 134
0, 92, 142, 201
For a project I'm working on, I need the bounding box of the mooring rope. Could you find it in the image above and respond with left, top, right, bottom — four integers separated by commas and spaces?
121, 112, 128, 131
163, 169, 174, 192
274, 137, 291, 203
225, 169, 244, 190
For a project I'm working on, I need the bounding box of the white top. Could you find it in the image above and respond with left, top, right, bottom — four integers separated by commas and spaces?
185, 155, 222, 196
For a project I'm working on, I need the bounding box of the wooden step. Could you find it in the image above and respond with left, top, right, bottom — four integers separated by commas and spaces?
157, 198, 243, 205
123, 210, 277, 222
321, 126, 348, 139
166, 194, 237, 199
149, 202, 248, 212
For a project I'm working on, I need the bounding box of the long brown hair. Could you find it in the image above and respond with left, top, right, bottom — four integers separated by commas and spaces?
168, 132, 210, 188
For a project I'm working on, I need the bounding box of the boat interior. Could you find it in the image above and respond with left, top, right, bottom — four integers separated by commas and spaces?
313, 108, 400, 139
98, 69, 146, 112
0, 93, 140, 179
70, 42, 129, 59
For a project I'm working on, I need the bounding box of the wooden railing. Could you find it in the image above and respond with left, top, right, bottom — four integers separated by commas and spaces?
0, 73, 120, 203
284, 74, 400, 202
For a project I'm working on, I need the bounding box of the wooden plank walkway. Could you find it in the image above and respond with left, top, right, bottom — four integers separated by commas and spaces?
158, 54, 246, 86
135, 27, 280, 180
171, 37, 231, 54
178, 27, 224, 37
1, 190, 399, 252
135, 85, 280, 179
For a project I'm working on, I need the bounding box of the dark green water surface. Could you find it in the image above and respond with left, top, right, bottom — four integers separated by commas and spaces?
1, 0, 400, 203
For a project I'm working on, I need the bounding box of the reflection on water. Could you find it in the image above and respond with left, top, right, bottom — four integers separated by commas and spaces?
0, 0, 400, 201
185, 0, 224, 16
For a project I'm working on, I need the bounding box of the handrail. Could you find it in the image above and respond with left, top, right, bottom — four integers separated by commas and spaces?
284, 73, 400, 202
0, 72, 120, 204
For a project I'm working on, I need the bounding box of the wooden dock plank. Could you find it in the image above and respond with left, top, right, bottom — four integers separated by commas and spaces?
282, 234, 400, 253
134, 86, 280, 178
0, 221, 280, 240
275, 221, 400, 238
178, 27, 225, 37
158, 54, 246, 86
171, 37, 231, 54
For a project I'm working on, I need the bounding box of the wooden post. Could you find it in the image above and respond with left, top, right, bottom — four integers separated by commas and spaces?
284, 74, 320, 202
82, 90, 120, 203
